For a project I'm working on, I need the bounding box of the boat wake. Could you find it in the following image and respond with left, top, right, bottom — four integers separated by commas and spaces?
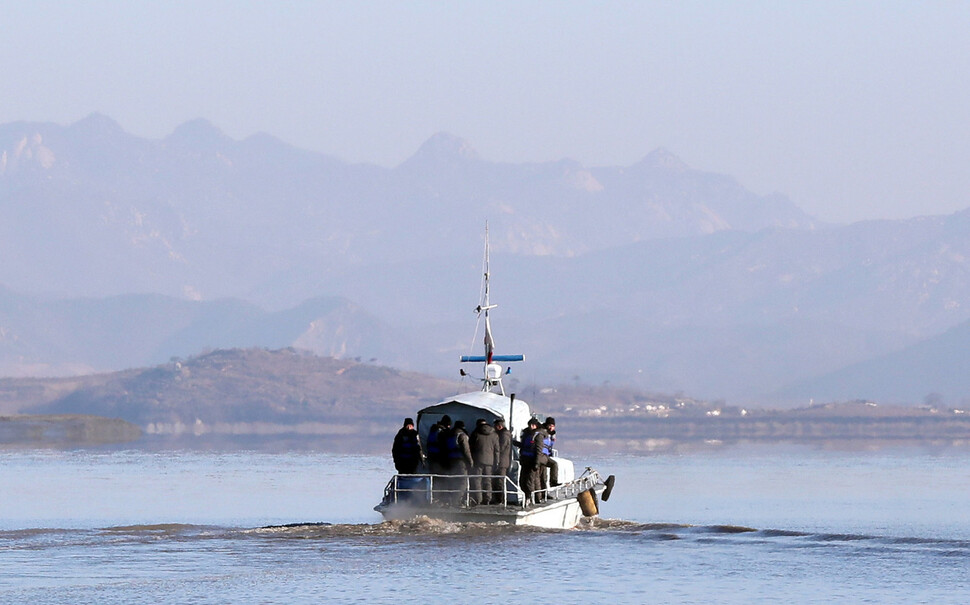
4, 520, 969, 558
571, 520, 970, 555
254, 516, 554, 538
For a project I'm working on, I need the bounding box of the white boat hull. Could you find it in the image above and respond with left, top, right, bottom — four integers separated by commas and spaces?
375, 472, 608, 530
377, 489, 603, 529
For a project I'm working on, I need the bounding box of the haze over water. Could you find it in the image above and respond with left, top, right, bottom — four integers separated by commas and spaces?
2, 445, 968, 603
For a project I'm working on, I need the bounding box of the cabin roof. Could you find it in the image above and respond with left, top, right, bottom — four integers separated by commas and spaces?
417, 390, 534, 438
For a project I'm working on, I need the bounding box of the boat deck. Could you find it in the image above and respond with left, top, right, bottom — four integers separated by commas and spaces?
375, 468, 607, 528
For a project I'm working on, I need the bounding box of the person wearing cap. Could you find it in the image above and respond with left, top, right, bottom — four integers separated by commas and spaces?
492, 418, 513, 504
391, 417, 424, 474
516, 417, 541, 504
426, 415, 451, 475
469, 418, 500, 505
536, 417, 559, 494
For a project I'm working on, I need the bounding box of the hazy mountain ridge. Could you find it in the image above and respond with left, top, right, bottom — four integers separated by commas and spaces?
303, 215, 970, 402
531, 214, 970, 401
778, 317, 970, 405
0, 115, 816, 302
2, 115, 970, 404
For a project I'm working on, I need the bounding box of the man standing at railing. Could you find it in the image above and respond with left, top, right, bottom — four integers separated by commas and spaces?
517, 417, 540, 504
493, 418, 512, 505
445, 420, 474, 505
534, 417, 559, 500
541, 417, 559, 488
392, 417, 425, 474
426, 415, 450, 475
446, 420, 474, 474
469, 418, 499, 505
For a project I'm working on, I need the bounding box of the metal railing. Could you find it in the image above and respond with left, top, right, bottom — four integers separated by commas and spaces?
382, 467, 605, 509
527, 467, 602, 505
382, 473, 525, 508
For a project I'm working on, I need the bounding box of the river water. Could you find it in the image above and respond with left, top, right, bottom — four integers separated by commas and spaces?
2, 445, 969, 603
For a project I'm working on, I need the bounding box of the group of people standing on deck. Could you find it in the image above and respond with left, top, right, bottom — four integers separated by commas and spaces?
391, 415, 513, 505
390, 413, 558, 506
516, 416, 558, 503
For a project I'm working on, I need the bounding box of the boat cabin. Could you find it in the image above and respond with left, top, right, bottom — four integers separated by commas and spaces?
417, 391, 531, 443
413, 392, 576, 499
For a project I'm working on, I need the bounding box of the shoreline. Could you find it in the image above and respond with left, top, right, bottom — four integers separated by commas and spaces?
5, 412, 970, 454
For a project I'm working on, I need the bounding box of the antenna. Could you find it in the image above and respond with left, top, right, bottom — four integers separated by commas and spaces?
459, 222, 523, 394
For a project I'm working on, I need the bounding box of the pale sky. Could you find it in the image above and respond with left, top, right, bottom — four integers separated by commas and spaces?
3, 1, 968, 224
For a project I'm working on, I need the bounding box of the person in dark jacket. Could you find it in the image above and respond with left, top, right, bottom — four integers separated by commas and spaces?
517, 417, 541, 504
538, 417, 559, 490
446, 420, 474, 474
391, 417, 424, 474
492, 418, 513, 504
445, 420, 474, 504
469, 418, 500, 505
427, 415, 451, 475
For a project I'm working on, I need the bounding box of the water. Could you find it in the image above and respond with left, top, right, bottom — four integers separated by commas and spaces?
2, 446, 969, 603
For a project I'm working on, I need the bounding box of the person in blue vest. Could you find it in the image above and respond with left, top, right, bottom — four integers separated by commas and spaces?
516, 417, 541, 504
391, 417, 424, 474
536, 417, 559, 496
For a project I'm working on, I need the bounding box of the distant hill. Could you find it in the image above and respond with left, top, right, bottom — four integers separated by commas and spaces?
3, 349, 969, 452
2, 348, 458, 443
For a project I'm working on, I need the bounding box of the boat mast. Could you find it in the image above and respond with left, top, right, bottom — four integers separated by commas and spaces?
460, 223, 523, 396
480, 224, 497, 379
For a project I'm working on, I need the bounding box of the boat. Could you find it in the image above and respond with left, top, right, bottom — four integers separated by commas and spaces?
375, 227, 615, 529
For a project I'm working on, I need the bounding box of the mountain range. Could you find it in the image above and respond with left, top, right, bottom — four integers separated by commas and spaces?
0, 113, 815, 303
2, 114, 969, 406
